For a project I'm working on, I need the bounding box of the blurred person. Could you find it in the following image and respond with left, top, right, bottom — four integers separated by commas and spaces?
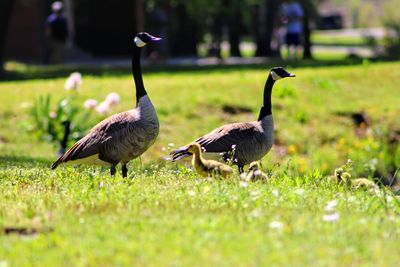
46, 1, 68, 64
280, 0, 303, 59
148, 5, 168, 61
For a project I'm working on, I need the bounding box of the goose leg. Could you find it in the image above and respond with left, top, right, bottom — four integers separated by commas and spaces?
238, 166, 244, 173
110, 165, 116, 176
122, 164, 128, 178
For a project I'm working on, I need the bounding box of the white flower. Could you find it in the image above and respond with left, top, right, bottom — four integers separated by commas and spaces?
294, 188, 305, 196
269, 221, 283, 229
95, 101, 111, 115
105, 92, 120, 106
168, 143, 175, 147
325, 200, 338, 212
272, 189, 279, 197
322, 213, 340, 222
99, 181, 105, 188
239, 172, 247, 181
65, 72, 82, 90
83, 99, 98, 109
188, 190, 196, 197
239, 181, 248, 188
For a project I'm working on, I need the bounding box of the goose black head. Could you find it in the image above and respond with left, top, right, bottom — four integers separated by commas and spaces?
134, 32, 162, 48
270, 67, 295, 81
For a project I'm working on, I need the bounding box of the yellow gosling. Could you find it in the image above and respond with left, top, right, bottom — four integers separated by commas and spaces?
187, 143, 234, 178
246, 161, 268, 182
341, 172, 379, 191
328, 168, 344, 183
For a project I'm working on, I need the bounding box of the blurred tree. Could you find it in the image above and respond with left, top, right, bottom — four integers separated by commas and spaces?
0, 0, 14, 77
254, 0, 281, 57
382, 0, 400, 57
298, 0, 319, 59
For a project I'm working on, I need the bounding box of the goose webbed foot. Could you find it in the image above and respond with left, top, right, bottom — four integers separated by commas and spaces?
122, 164, 128, 178
110, 165, 116, 176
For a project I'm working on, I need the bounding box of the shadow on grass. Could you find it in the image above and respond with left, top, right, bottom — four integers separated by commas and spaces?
1, 57, 383, 82
0, 155, 52, 168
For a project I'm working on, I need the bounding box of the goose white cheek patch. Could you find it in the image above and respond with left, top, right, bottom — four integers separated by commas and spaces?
134, 37, 146, 47
271, 71, 282, 81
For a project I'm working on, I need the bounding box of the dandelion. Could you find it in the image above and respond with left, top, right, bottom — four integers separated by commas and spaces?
322, 213, 340, 222
49, 111, 57, 119
269, 221, 283, 229
83, 99, 98, 109
287, 144, 298, 155
105, 92, 120, 106
324, 199, 338, 212
65, 72, 82, 90
95, 101, 111, 115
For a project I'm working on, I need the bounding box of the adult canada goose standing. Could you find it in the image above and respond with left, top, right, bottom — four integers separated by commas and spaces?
170, 67, 295, 173
52, 32, 161, 177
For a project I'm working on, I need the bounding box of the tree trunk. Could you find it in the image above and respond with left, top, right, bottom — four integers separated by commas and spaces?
254, 3, 268, 56
0, 0, 15, 77
265, 0, 281, 57
254, 0, 280, 57
228, 1, 241, 57
302, 9, 312, 59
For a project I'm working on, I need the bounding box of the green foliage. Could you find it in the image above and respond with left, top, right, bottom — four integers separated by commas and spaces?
1, 62, 400, 265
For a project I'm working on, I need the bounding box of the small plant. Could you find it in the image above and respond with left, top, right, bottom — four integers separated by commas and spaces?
28, 72, 121, 149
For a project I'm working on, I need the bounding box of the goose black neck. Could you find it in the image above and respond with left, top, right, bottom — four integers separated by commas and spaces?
257, 75, 275, 120
132, 46, 147, 104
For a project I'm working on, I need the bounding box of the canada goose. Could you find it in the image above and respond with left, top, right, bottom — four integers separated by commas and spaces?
245, 161, 268, 182
170, 67, 295, 173
187, 143, 234, 178
52, 32, 161, 177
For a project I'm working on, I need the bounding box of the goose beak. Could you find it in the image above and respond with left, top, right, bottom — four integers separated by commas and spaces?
150, 36, 162, 42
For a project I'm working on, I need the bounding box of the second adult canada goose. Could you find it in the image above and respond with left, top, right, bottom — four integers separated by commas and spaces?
170, 67, 295, 172
52, 32, 161, 177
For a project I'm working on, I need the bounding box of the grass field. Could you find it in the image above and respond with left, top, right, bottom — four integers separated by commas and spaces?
1, 60, 400, 266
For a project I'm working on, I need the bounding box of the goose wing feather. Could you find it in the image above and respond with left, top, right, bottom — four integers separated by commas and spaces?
52, 111, 139, 168
170, 122, 260, 161
195, 122, 259, 152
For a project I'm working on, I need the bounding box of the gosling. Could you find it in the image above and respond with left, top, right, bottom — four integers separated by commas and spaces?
187, 143, 234, 178
341, 172, 379, 191
245, 161, 268, 182
329, 169, 379, 190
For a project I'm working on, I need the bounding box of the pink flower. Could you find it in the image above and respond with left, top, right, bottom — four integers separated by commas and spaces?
65, 72, 82, 90
83, 99, 98, 109
105, 92, 120, 106
95, 101, 110, 115
49, 111, 57, 119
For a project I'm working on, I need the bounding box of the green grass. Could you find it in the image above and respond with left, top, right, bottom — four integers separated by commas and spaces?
1, 61, 400, 266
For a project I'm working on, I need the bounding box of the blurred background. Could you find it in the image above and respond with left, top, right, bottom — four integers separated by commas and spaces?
1, 0, 400, 71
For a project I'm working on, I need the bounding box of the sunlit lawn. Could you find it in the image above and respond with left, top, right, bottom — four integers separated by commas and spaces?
0, 60, 399, 266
